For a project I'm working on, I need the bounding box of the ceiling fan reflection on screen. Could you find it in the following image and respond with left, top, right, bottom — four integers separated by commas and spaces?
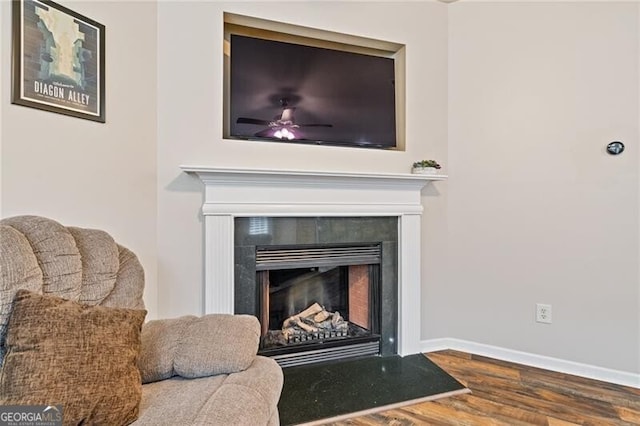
236, 98, 332, 140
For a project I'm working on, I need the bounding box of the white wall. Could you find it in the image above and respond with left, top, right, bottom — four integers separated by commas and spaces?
157, 1, 449, 317
0, 1, 159, 319
439, 2, 639, 373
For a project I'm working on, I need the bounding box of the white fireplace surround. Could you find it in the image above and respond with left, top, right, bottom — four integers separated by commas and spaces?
182, 166, 446, 356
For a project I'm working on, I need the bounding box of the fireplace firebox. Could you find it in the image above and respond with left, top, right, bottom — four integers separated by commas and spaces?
257, 243, 382, 366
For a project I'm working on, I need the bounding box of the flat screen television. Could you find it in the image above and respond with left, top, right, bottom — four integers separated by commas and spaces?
229, 34, 398, 149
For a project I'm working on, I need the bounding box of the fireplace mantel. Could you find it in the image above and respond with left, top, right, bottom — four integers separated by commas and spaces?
182, 165, 446, 356
181, 165, 446, 182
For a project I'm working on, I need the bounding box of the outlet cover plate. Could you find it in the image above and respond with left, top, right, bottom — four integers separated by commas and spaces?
536, 303, 552, 324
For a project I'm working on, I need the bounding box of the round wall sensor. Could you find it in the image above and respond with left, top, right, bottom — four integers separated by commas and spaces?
606, 141, 624, 155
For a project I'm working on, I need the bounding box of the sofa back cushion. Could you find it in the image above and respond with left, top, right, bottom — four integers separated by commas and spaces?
0, 216, 145, 365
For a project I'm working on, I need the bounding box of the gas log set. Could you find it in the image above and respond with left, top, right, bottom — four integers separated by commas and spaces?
280, 302, 349, 343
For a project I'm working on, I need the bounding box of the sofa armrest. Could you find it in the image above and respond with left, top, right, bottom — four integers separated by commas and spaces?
138, 314, 260, 384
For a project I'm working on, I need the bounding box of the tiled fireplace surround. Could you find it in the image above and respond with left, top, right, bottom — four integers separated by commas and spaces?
183, 166, 444, 357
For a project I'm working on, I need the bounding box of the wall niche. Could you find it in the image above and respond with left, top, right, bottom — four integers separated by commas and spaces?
223, 12, 406, 151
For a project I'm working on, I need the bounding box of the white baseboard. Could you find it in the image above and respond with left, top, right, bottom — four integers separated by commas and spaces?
421, 338, 640, 389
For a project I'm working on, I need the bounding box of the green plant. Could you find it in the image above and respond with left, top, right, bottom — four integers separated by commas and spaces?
413, 160, 441, 169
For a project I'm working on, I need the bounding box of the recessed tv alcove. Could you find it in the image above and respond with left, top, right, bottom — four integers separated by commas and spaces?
223, 13, 406, 151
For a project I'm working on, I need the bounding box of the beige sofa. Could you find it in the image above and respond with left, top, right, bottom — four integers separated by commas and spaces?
0, 215, 283, 425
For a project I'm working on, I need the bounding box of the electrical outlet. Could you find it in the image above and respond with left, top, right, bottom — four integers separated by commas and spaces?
536, 303, 552, 324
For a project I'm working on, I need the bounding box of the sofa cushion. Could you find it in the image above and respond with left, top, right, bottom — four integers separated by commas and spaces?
0, 290, 147, 425
138, 314, 260, 383
0, 225, 42, 364
134, 356, 283, 426
1, 216, 83, 299
67, 226, 120, 305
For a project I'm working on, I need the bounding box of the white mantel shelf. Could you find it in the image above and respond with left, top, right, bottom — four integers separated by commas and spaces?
181, 165, 448, 183
182, 165, 446, 356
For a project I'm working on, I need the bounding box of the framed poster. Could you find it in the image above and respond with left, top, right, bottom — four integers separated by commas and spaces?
12, 0, 105, 122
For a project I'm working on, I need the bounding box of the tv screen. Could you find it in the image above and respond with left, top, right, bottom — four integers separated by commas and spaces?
229, 34, 397, 149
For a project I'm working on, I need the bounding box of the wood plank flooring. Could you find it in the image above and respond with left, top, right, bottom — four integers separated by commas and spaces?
323, 350, 640, 425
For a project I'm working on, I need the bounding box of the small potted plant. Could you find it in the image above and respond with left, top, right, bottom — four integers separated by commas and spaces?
412, 160, 441, 175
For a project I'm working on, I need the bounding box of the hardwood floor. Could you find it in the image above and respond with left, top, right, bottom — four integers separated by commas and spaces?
323, 350, 640, 425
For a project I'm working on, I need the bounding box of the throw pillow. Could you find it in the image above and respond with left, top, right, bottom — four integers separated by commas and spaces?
0, 290, 147, 425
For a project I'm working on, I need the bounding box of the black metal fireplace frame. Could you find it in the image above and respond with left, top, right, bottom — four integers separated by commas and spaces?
255, 242, 383, 366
